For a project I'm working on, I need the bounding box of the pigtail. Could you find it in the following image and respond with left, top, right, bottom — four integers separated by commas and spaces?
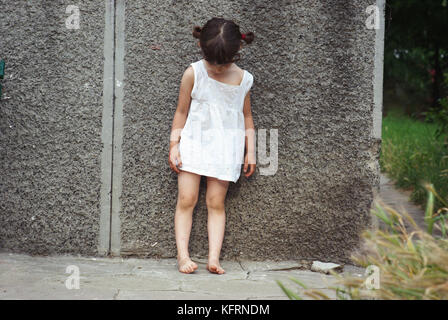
192, 26, 202, 39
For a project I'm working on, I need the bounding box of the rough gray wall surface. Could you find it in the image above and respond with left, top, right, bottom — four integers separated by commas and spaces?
120, 0, 379, 263
0, 1, 104, 255
0, 0, 381, 262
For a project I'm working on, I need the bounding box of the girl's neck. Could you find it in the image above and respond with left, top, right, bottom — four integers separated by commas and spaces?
203, 59, 234, 76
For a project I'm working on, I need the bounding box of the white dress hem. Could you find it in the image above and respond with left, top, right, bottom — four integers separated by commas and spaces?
179, 164, 240, 183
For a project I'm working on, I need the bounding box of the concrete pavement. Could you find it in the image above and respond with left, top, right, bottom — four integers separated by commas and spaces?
0, 252, 365, 300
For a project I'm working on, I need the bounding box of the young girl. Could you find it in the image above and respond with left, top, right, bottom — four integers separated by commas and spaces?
168, 17, 256, 274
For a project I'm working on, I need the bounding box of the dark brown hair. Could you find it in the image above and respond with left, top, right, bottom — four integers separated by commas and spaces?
192, 17, 254, 65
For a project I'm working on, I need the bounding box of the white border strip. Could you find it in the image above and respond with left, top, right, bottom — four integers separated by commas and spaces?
373, 0, 385, 140
110, 0, 126, 256
370, 0, 386, 230
99, 0, 115, 255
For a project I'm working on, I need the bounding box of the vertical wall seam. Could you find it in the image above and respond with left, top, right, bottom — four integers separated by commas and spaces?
110, 0, 126, 256
99, 0, 115, 256
109, 0, 117, 254
373, 0, 385, 141
370, 0, 386, 230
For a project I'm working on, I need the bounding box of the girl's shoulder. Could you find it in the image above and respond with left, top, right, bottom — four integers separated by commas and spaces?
242, 68, 254, 87
232, 63, 254, 88
187, 60, 205, 79
183, 59, 204, 80
244, 69, 254, 80
238, 65, 253, 82
182, 64, 195, 82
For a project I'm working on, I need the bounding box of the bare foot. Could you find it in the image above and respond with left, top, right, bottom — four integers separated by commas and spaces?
206, 258, 225, 274
177, 256, 198, 274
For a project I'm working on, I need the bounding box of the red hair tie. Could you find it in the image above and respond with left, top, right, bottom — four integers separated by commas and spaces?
241, 33, 246, 40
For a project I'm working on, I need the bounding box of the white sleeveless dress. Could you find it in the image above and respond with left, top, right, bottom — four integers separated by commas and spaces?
178, 59, 254, 183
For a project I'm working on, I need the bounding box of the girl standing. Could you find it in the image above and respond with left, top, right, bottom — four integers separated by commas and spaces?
169, 17, 256, 274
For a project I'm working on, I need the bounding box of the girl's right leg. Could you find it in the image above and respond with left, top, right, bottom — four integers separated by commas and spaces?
175, 170, 201, 273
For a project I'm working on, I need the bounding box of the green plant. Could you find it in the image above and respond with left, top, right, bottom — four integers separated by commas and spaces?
423, 72, 448, 150
380, 110, 448, 211
278, 184, 448, 300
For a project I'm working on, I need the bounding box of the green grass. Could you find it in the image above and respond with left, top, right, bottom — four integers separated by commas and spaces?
380, 108, 448, 212
278, 185, 448, 300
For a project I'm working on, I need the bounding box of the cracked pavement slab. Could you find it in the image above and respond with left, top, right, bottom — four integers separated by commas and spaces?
0, 252, 365, 300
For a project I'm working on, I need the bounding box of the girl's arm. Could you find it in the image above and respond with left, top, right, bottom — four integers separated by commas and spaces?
170, 66, 194, 148
243, 90, 256, 177
169, 66, 194, 173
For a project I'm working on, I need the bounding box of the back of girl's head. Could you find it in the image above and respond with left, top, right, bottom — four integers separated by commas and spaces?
192, 17, 254, 65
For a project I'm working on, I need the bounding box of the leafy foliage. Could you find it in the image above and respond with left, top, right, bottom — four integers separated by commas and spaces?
384, 0, 448, 115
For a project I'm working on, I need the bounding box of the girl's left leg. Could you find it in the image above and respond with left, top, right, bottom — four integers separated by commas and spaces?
205, 176, 230, 274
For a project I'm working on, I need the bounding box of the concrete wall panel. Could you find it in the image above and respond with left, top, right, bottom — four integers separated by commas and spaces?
119, 0, 383, 263
0, 1, 105, 255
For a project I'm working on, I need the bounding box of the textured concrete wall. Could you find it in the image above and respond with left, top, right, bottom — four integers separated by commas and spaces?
0, 1, 105, 255
119, 0, 383, 263
0, 0, 384, 263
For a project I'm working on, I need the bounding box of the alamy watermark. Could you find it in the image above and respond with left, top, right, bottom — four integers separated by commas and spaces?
172, 126, 278, 176
365, 5, 380, 30
65, 265, 80, 290
65, 5, 80, 30
364, 264, 380, 290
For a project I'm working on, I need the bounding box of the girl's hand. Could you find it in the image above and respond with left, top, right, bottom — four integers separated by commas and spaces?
169, 142, 182, 174
243, 152, 256, 178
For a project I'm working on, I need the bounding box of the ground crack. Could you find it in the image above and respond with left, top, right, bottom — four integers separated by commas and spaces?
113, 288, 120, 300
266, 266, 309, 272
